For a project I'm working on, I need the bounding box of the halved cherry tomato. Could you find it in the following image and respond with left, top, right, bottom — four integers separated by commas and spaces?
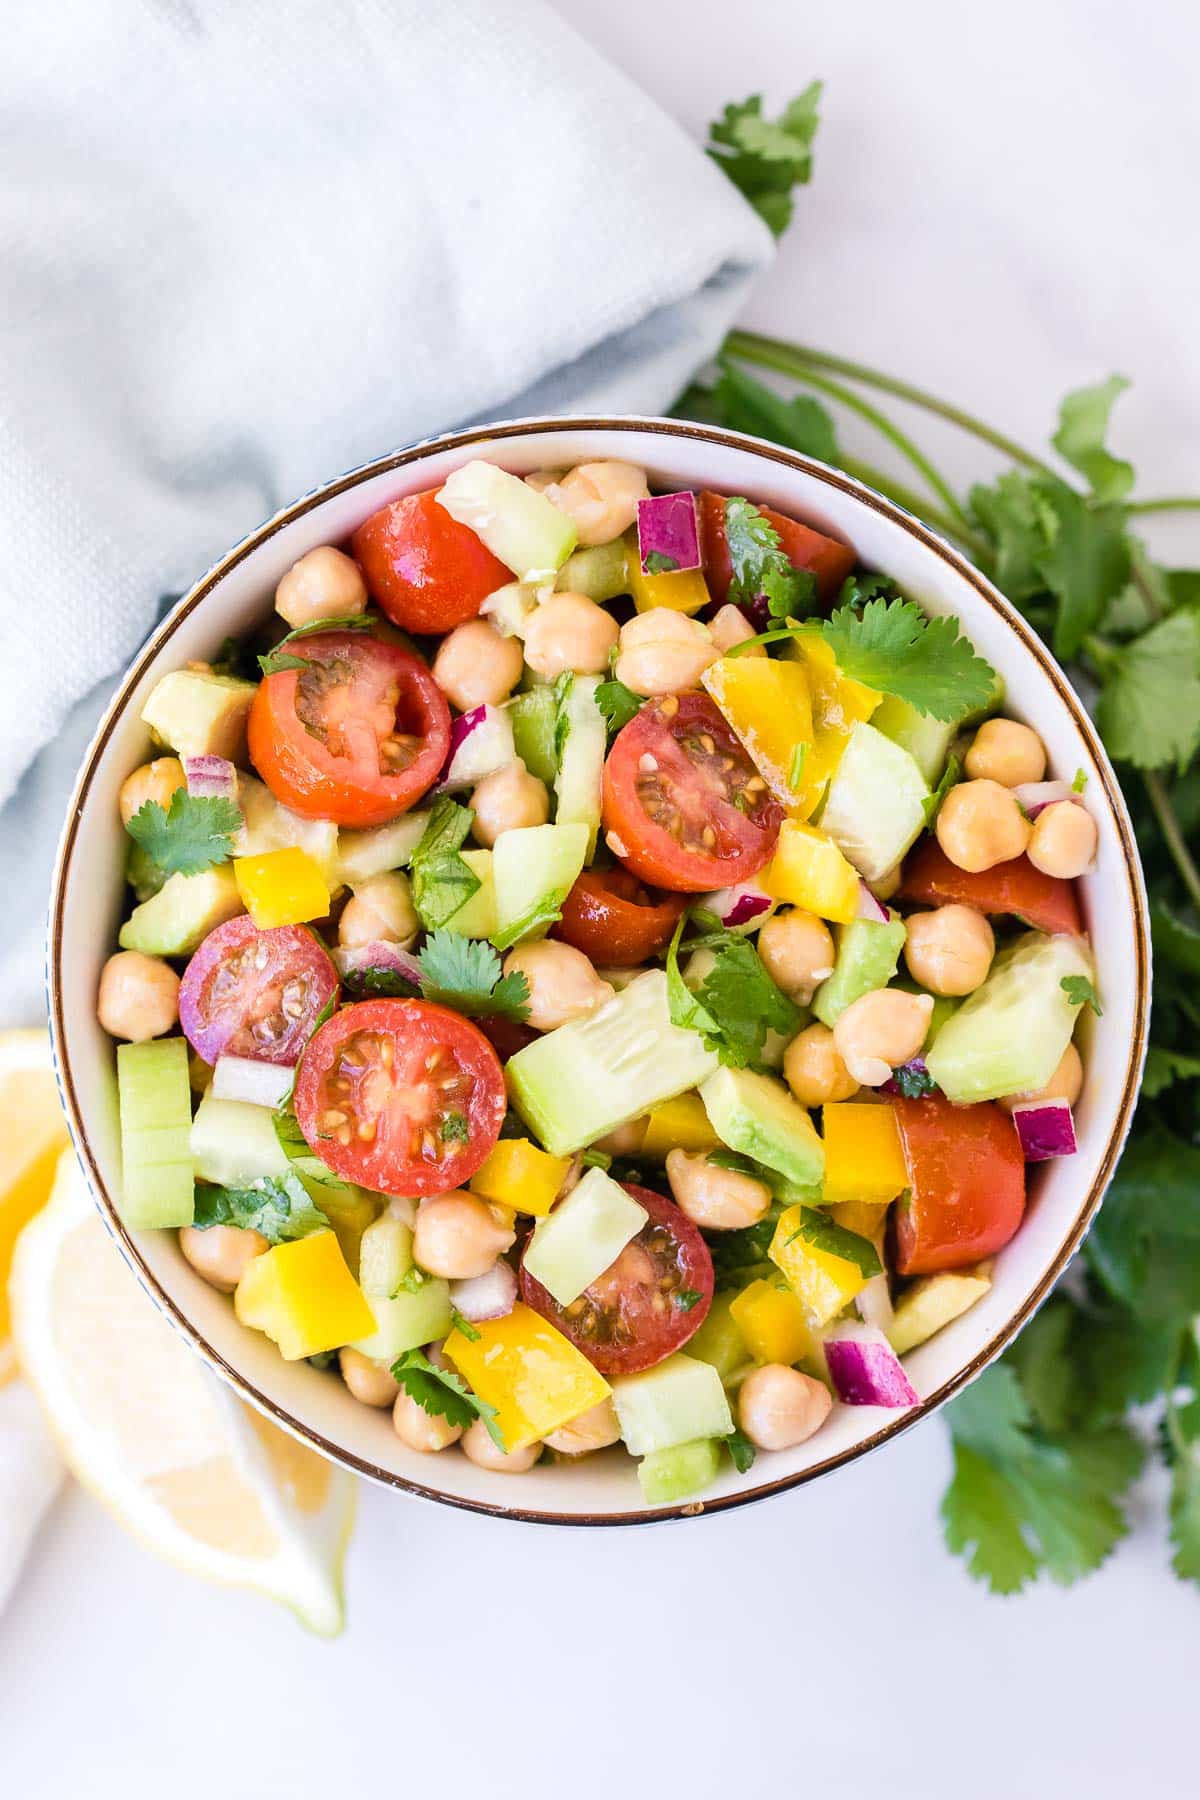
602, 693, 782, 892
178, 916, 338, 1066
351, 489, 513, 635
900, 838, 1083, 936
551, 867, 687, 966
519, 1185, 713, 1374
892, 1093, 1025, 1275
248, 631, 450, 828
294, 999, 506, 1195
699, 490, 856, 619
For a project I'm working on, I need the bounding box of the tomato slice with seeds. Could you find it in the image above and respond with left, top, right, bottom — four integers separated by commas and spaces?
248, 631, 450, 828
519, 1185, 713, 1375
601, 693, 782, 892
698, 490, 856, 619
892, 1093, 1026, 1275
900, 838, 1083, 937
351, 489, 514, 635
178, 915, 339, 1066
293, 999, 506, 1195
551, 867, 687, 966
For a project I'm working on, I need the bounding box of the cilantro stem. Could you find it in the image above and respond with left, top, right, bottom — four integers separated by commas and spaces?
1144, 770, 1200, 915
1128, 497, 1200, 517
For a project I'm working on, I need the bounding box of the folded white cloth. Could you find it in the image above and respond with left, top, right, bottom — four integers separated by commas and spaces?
0, 1380, 64, 1615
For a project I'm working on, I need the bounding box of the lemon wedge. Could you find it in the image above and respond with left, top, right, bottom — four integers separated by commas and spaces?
0, 1028, 72, 1384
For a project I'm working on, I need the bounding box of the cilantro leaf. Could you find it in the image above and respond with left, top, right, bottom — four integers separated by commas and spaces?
707, 85, 822, 237
711, 359, 839, 464
1150, 900, 1200, 977
722, 497, 818, 622
673, 1288, 703, 1313
258, 614, 373, 675
1085, 1127, 1200, 1323
448, 1306, 481, 1342
342, 965, 420, 999
890, 1059, 936, 1098
643, 551, 680, 574
725, 1428, 757, 1474
125, 791, 242, 878
192, 1171, 328, 1244
706, 1203, 784, 1291
409, 797, 482, 930
666, 916, 801, 1069
819, 596, 997, 722
441, 1111, 470, 1144
390, 1348, 504, 1449
1052, 377, 1135, 505
784, 1209, 881, 1277
1170, 1454, 1200, 1585
1094, 611, 1200, 772
1061, 974, 1103, 1015
921, 753, 961, 826
1143, 1045, 1200, 1099
595, 678, 645, 741
416, 931, 530, 1023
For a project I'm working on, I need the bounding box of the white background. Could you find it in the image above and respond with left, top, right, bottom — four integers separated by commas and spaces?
6, 2, 1199, 1793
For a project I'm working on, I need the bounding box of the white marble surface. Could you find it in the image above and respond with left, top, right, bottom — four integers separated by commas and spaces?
5, 2, 1199, 1793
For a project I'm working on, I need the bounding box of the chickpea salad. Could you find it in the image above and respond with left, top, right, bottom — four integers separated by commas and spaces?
100, 458, 1101, 1503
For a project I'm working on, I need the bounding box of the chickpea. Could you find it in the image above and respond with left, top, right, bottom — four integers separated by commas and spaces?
999, 1041, 1084, 1113
709, 604, 765, 657
274, 545, 368, 629
523, 592, 618, 679
903, 904, 995, 997
592, 1117, 648, 1156
393, 1389, 462, 1453
470, 760, 550, 847
97, 950, 181, 1042
338, 1347, 400, 1409
433, 619, 524, 710
936, 779, 1031, 873
460, 1416, 542, 1472
413, 1193, 515, 1281
543, 1398, 622, 1457
738, 1364, 832, 1451
118, 757, 186, 827
783, 1024, 860, 1108
180, 1223, 267, 1293
502, 940, 614, 1031
965, 718, 1046, 788
833, 988, 934, 1088
338, 871, 418, 950
666, 1149, 771, 1231
548, 461, 649, 548
1028, 801, 1098, 879
757, 910, 836, 1005
613, 608, 719, 698
524, 469, 563, 495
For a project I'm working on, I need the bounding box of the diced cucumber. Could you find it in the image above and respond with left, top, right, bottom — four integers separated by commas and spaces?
491, 822, 589, 950
118, 867, 243, 957
887, 1268, 991, 1355
141, 669, 257, 762
926, 930, 1093, 1104
812, 914, 907, 1028
336, 811, 430, 885
358, 1215, 414, 1299
523, 1168, 648, 1306
684, 1293, 748, 1384
508, 688, 559, 786
871, 697, 958, 787
638, 1438, 722, 1505
481, 581, 539, 638
192, 1091, 290, 1187
126, 840, 166, 903
556, 539, 629, 602
312, 1181, 380, 1274
442, 849, 497, 939
818, 723, 930, 882
700, 1067, 825, 1189
437, 461, 576, 581
235, 775, 338, 882
612, 1353, 733, 1456
507, 970, 718, 1156
117, 1038, 194, 1228
554, 675, 606, 858
350, 1279, 452, 1363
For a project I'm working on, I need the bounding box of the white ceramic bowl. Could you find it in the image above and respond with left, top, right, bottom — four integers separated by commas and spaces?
48, 418, 1150, 1524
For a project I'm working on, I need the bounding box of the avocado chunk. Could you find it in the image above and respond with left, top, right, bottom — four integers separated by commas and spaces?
350, 1281, 453, 1364
926, 930, 1092, 1104
812, 913, 908, 1028
638, 1438, 723, 1505
141, 669, 257, 761
612, 1353, 734, 1456
118, 866, 242, 957
818, 721, 930, 882
700, 1066, 825, 1189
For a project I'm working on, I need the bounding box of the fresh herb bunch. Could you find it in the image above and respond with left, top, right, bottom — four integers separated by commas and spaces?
699, 89, 1200, 1594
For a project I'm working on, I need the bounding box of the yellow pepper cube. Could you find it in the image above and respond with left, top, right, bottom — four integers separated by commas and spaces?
234, 1229, 375, 1361
763, 821, 861, 923
782, 636, 880, 818
640, 1092, 719, 1160
729, 1278, 817, 1367
624, 530, 711, 615
470, 1138, 572, 1219
233, 847, 330, 928
444, 1302, 611, 1452
701, 656, 813, 808
821, 1103, 909, 1207
831, 1200, 889, 1240
769, 1203, 868, 1326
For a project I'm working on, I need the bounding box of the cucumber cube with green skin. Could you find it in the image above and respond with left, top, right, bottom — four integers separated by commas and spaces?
358, 1215, 414, 1299
119, 866, 243, 958
336, 811, 430, 885
523, 1168, 649, 1307
887, 1268, 991, 1355
442, 850, 497, 940
612, 1353, 734, 1457
117, 1038, 194, 1229
141, 669, 257, 762
491, 822, 589, 951
192, 1092, 291, 1188
507, 970, 719, 1156
870, 696, 958, 787
350, 1280, 452, 1364
812, 914, 908, 1028
437, 461, 577, 582
684, 1294, 749, 1385
555, 539, 628, 602
638, 1438, 723, 1505
700, 1067, 825, 1189
554, 675, 606, 860
482, 582, 539, 639
508, 689, 559, 786
818, 722, 930, 882
926, 930, 1093, 1104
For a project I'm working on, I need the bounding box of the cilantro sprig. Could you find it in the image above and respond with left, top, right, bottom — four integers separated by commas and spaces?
409, 797, 482, 930
416, 931, 530, 1023
665, 914, 802, 1069
722, 496, 819, 622
706, 86, 822, 237
390, 1348, 505, 1450
192, 1172, 328, 1244
125, 790, 242, 879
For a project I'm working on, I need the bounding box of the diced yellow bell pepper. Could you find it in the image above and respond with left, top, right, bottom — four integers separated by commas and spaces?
234, 1229, 375, 1361
640, 1092, 719, 1160
782, 636, 880, 817
233, 846, 330, 929
443, 1302, 611, 1451
821, 1103, 909, 1207
701, 656, 814, 808
831, 1200, 889, 1240
470, 1137, 571, 1218
624, 530, 711, 615
762, 820, 860, 923
729, 1278, 817, 1367
769, 1203, 868, 1326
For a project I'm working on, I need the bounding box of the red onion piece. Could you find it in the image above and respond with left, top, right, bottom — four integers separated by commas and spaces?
450, 1260, 518, 1322
332, 941, 424, 987
702, 879, 774, 931
435, 704, 516, 792
210, 1055, 297, 1109
824, 1324, 919, 1407
183, 754, 239, 803
1011, 780, 1079, 819
1012, 1098, 1078, 1161
636, 491, 702, 575
856, 880, 892, 924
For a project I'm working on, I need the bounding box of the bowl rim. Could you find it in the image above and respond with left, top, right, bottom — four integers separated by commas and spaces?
47, 413, 1151, 1527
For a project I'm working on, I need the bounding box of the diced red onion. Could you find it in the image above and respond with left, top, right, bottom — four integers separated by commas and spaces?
435, 704, 516, 793
636, 491, 701, 575
824, 1324, 920, 1408
1012, 1098, 1078, 1161
856, 880, 891, 924
702, 880, 774, 930
1011, 780, 1080, 819
332, 941, 424, 987
210, 1054, 297, 1108
450, 1260, 517, 1322
882, 1056, 930, 1097
183, 754, 239, 804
